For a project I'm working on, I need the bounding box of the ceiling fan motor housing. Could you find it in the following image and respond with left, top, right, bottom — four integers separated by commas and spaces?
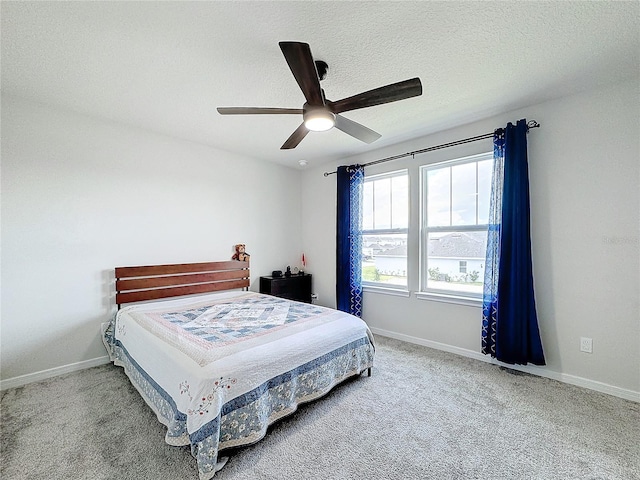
315, 60, 328, 80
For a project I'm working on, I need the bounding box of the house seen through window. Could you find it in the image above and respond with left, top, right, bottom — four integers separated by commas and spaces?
361, 170, 408, 288
360, 152, 492, 301
421, 152, 492, 297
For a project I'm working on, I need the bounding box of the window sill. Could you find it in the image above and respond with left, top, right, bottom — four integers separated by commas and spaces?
363, 285, 411, 298
414, 291, 482, 307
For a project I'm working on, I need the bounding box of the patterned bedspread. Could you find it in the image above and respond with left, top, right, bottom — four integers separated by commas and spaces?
128, 292, 335, 366
103, 291, 374, 479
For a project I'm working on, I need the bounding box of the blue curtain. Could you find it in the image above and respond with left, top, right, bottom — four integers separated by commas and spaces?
482, 119, 545, 365
336, 165, 364, 317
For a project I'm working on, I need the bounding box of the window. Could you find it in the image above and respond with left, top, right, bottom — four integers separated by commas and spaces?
362, 170, 408, 288
421, 153, 492, 298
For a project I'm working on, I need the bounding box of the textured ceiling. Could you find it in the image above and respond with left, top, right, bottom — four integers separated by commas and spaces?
2, 1, 639, 169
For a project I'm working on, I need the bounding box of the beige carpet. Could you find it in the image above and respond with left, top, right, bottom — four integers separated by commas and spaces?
2, 335, 639, 479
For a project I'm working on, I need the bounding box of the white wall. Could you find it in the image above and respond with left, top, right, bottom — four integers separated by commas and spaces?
3, 79, 638, 398
301, 79, 640, 398
1, 95, 303, 381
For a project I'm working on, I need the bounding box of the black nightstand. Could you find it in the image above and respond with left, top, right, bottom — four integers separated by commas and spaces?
260, 274, 312, 303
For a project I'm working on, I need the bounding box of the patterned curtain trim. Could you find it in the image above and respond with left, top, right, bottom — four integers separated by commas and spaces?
348, 166, 364, 317
482, 130, 505, 356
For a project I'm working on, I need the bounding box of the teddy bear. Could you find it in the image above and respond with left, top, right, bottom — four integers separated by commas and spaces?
232, 244, 250, 262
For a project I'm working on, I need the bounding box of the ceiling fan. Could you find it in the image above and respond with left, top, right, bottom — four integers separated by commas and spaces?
217, 41, 423, 150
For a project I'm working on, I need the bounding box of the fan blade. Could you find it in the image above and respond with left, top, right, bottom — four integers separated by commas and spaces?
279, 42, 324, 106
281, 123, 309, 149
217, 107, 303, 115
328, 77, 422, 114
334, 115, 381, 144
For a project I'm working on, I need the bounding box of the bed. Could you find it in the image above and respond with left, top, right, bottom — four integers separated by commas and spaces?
102, 259, 375, 479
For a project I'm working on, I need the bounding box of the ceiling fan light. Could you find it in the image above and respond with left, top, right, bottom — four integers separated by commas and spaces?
304, 109, 335, 132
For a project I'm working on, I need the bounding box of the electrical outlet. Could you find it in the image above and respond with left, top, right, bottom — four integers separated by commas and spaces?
580, 337, 593, 353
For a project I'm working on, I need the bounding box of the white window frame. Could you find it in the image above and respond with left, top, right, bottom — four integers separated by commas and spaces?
419, 152, 492, 303
361, 169, 409, 290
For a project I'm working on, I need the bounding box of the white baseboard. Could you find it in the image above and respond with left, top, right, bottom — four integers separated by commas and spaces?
370, 327, 640, 403
0, 356, 111, 391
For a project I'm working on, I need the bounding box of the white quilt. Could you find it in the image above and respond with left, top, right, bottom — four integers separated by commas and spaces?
104, 290, 374, 479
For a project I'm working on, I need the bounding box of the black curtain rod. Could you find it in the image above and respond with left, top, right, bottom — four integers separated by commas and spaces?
323, 120, 540, 177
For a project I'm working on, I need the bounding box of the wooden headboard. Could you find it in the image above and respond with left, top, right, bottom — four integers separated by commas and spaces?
115, 260, 250, 308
